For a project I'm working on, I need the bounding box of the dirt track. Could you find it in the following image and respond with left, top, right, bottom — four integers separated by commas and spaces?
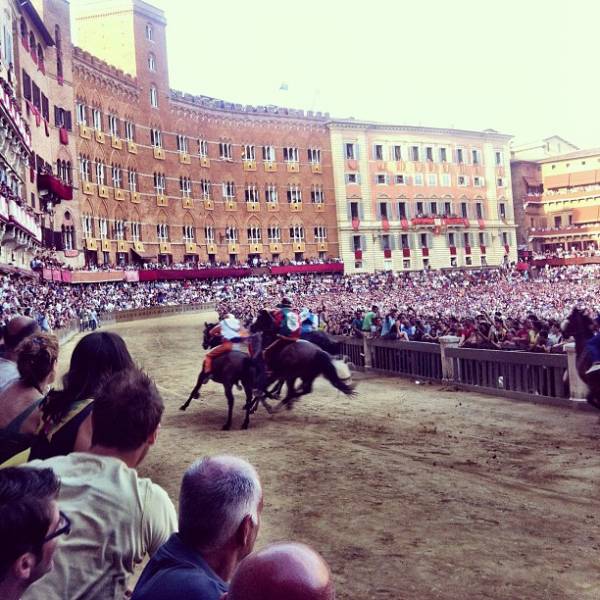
60, 312, 600, 600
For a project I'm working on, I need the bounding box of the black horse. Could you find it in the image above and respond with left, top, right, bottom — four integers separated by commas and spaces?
562, 307, 600, 409
251, 309, 355, 409
301, 330, 341, 356
180, 322, 262, 430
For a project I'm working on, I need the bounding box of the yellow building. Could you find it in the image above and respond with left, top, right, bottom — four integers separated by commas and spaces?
330, 121, 517, 272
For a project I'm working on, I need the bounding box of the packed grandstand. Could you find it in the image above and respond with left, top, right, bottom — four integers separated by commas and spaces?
3, 257, 598, 352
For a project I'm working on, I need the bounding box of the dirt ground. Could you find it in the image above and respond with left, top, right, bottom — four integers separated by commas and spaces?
59, 312, 600, 600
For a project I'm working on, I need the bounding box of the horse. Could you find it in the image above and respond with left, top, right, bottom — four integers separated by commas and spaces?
562, 307, 600, 409
301, 330, 342, 356
179, 322, 262, 430
251, 309, 355, 410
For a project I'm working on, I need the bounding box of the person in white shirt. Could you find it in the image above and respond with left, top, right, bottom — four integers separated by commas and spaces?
201, 314, 248, 382
24, 367, 177, 600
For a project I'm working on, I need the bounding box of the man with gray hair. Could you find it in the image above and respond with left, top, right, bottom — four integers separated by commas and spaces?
132, 455, 263, 600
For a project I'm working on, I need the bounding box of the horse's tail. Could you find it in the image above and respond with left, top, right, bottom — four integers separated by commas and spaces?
317, 350, 356, 396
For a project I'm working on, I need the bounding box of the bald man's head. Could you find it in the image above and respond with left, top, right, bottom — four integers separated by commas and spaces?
3, 316, 39, 353
225, 542, 335, 600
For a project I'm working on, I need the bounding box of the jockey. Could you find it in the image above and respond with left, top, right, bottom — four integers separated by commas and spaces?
201, 313, 248, 382
263, 298, 301, 371
299, 307, 318, 334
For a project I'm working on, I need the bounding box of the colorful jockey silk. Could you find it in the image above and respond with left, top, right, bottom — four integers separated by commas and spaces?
275, 307, 301, 337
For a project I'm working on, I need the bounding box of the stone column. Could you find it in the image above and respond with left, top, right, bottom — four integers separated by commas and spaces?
565, 342, 588, 401
363, 335, 372, 369
439, 335, 460, 383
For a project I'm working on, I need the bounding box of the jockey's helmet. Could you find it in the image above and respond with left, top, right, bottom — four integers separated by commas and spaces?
277, 298, 293, 308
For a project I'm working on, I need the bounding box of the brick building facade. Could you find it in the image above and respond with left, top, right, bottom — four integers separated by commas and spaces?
69, 0, 338, 266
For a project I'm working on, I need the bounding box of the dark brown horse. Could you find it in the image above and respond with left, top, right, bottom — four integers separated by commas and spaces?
179, 323, 262, 430
562, 307, 600, 409
251, 309, 355, 410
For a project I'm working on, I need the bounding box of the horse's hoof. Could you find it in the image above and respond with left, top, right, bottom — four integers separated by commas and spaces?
241, 422, 249, 430
222, 423, 231, 431
179, 405, 187, 411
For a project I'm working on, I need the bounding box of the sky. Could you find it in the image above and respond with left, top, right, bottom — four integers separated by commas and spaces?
75, 0, 600, 148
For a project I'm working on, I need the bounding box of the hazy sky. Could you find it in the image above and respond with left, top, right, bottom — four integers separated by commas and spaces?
75, 0, 600, 148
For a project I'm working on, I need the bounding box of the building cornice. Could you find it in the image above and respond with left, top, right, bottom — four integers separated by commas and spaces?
328, 119, 512, 142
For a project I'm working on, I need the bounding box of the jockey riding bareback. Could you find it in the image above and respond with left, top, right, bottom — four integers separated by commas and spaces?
201, 313, 249, 382
263, 298, 301, 369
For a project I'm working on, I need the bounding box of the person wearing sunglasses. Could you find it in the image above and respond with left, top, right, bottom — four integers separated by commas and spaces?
0, 467, 68, 600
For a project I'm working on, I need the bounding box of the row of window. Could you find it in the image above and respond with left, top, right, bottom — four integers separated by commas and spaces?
347, 199, 509, 221
78, 157, 325, 201
80, 217, 326, 244
346, 172, 505, 188
344, 142, 504, 166
351, 230, 511, 251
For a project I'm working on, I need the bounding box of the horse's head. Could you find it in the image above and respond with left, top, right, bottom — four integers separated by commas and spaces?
562, 307, 593, 339
251, 309, 275, 334
202, 322, 215, 350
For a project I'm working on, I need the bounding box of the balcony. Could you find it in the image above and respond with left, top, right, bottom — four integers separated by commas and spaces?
111, 136, 123, 150
156, 194, 168, 207
286, 161, 300, 173
101, 239, 111, 252
98, 185, 109, 198
79, 124, 92, 139
528, 224, 596, 239
6, 198, 41, 241
185, 242, 198, 254
311, 163, 322, 174
94, 130, 105, 144
130, 192, 141, 204
206, 243, 217, 254
292, 241, 305, 252
249, 243, 262, 254
442, 217, 468, 227
127, 141, 138, 154
153, 147, 165, 160
117, 240, 128, 253
82, 181, 95, 195
84, 238, 97, 250
203, 198, 214, 210
200, 156, 210, 168
227, 243, 238, 254
182, 197, 193, 209
37, 173, 73, 201
264, 161, 277, 172
179, 152, 191, 165
243, 159, 256, 171
159, 242, 172, 254
411, 217, 435, 227
269, 242, 282, 253
114, 188, 126, 201
246, 201, 260, 212
224, 200, 237, 211
289, 202, 302, 213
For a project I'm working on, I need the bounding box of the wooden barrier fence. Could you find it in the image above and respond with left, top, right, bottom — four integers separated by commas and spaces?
335, 334, 587, 408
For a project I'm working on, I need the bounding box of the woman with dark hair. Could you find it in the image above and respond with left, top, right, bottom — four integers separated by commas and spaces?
30, 331, 134, 460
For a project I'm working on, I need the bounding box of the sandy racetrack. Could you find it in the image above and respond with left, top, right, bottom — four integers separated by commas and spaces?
59, 312, 600, 600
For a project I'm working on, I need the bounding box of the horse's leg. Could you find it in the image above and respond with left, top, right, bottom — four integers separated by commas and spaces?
223, 384, 234, 431
241, 382, 253, 429
180, 370, 204, 411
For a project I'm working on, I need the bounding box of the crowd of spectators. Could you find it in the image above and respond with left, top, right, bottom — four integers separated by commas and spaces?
0, 319, 335, 600
1, 264, 599, 351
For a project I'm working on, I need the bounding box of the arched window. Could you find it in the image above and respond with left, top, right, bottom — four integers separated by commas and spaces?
148, 53, 156, 71
149, 86, 158, 108
145, 24, 154, 41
